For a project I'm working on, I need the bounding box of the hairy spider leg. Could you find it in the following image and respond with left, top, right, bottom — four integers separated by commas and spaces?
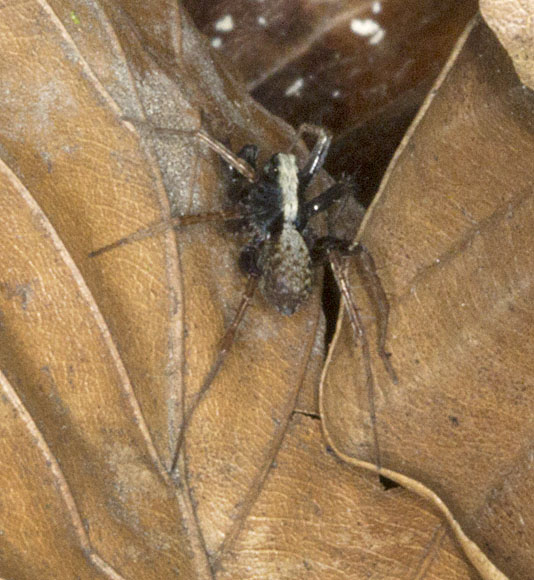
328, 249, 384, 470
311, 237, 398, 472
170, 275, 258, 475
88, 210, 242, 257
350, 245, 398, 384
311, 235, 398, 383
89, 121, 258, 258
304, 191, 398, 473
122, 117, 257, 182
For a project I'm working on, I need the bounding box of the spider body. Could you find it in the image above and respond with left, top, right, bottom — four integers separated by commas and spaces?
232, 149, 314, 315
227, 129, 351, 316
257, 221, 312, 316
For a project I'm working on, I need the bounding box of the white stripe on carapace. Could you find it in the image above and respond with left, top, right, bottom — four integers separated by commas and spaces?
276, 153, 299, 224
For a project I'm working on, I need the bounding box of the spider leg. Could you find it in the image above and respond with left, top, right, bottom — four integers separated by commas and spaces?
170, 275, 258, 474
328, 249, 383, 470
227, 145, 259, 205
236, 144, 259, 171
170, 243, 262, 473
290, 124, 332, 194
88, 209, 241, 257
194, 129, 256, 182
298, 180, 358, 230
312, 237, 398, 471
89, 121, 260, 258
121, 116, 256, 182
312, 237, 398, 384
348, 244, 398, 384
238, 242, 263, 278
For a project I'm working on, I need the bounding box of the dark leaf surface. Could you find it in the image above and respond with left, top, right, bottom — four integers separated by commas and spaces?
183, 0, 478, 203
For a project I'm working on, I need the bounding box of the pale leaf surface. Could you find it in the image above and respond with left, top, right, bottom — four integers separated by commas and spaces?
480, 0, 534, 89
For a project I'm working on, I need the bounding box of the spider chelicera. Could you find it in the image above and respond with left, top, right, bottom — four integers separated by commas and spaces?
90, 122, 397, 474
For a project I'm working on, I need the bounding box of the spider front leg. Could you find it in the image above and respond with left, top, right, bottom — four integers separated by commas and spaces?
226, 144, 259, 206
121, 116, 257, 182
290, 124, 332, 194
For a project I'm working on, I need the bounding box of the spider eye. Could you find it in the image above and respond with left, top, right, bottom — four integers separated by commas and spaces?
264, 156, 280, 180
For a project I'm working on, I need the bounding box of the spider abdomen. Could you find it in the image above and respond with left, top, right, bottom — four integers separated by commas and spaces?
258, 224, 312, 316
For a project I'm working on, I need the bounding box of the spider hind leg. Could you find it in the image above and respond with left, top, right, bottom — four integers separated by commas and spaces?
312, 237, 398, 385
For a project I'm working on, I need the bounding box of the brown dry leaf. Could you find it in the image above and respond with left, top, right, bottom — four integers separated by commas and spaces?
0, 0, 484, 579
218, 413, 479, 579
480, 0, 534, 90
322, 16, 534, 580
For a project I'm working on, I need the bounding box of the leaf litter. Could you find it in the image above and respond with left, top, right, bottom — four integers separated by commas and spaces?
0, 1, 526, 578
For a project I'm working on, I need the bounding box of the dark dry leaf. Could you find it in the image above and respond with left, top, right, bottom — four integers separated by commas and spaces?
322, 16, 533, 580
183, 0, 478, 202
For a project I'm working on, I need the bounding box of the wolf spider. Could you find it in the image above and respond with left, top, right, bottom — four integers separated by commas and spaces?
89, 122, 397, 474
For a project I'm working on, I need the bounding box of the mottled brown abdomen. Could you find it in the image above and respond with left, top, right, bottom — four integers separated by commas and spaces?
258, 224, 313, 315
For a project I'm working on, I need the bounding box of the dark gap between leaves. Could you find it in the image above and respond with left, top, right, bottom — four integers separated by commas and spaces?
321, 262, 341, 351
